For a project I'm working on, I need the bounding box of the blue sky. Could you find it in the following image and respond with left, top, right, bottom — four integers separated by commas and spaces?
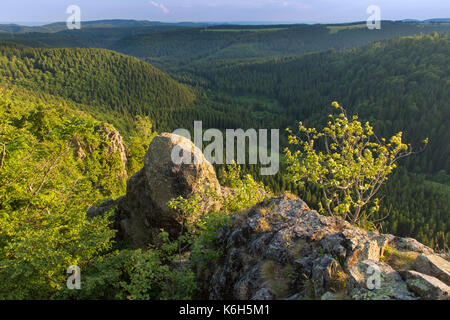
1, 0, 449, 24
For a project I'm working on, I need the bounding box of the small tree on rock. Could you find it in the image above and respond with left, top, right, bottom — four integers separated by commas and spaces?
285, 102, 427, 227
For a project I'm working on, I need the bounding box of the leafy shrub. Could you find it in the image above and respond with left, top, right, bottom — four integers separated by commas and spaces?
285, 102, 425, 226
56, 231, 198, 300
54, 249, 136, 300
219, 163, 271, 213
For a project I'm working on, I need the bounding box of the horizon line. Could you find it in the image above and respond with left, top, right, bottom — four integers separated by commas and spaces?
1, 17, 449, 27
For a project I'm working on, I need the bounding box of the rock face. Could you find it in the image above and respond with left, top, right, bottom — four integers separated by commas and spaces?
94, 123, 128, 178
115, 133, 221, 248
143, 133, 221, 220
400, 270, 450, 300
207, 195, 449, 300
72, 122, 128, 178
413, 254, 450, 285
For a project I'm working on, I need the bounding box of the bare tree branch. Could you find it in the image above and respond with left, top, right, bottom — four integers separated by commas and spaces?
24, 145, 70, 213
0, 142, 5, 169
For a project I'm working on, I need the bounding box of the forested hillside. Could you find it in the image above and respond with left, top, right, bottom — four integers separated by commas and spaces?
186, 33, 450, 175
0, 42, 290, 137
1, 21, 449, 70
0, 42, 195, 121
116, 21, 450, 68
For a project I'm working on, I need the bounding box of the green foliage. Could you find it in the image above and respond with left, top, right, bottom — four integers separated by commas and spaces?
0, 90, 124, 299
168, 194, 203, 226
285, 102, 421, 225
167, 195, 231, 267
188, 212, 231, 268
218, 163, 271, 213
56, 242, 197, 300
123, 231, 197, 300
126, 115, 157, 176
57, 209, 230, 300
54, 249, 136, 300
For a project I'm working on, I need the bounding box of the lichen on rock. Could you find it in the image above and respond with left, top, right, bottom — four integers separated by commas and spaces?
205, 195, 448, 300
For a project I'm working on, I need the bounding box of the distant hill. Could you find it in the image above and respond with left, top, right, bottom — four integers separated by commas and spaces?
1, 20, 449, 70
398, 18, 450, 23
87, 20, 450, 69
0, 19, 211, 34
106, 21, 450, 68
424, 18, 450, 23
0, 42, 196, 119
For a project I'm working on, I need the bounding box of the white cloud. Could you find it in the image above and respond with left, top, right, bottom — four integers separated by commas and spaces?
266, 0, 311, 9
150, 1, 169, 14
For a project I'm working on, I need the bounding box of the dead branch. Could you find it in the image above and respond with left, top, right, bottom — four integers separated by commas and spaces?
24, 145, 70, 213
0, 142, 5, 169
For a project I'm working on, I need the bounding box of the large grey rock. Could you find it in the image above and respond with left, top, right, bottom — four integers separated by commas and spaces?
389, 237, 434, 255
400, 270, 450, 300
116, 133, 221, 248
208, 196, 401, 300
206, 196, 445, 300
143, 133, 221, 219
348, 260, 417, 300
413, 254, 450, 285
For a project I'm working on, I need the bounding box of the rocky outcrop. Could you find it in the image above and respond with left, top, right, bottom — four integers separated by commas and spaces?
73, 122, 128, 178
72, 137, 87, 160
115, 133, 221, 248
143, 133, 221, 220
207, 195, 449, 300
85, 133, 448, 300
400, 270, 450, 300
348, 260, 416, 300
413, 254, 450, 285
94, 123, 128, 178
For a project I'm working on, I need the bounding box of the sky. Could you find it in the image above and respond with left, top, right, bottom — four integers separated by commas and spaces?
1, 0, 449, 24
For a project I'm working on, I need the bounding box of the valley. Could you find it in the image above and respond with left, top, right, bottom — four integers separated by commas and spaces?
0, 17, 449, 300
